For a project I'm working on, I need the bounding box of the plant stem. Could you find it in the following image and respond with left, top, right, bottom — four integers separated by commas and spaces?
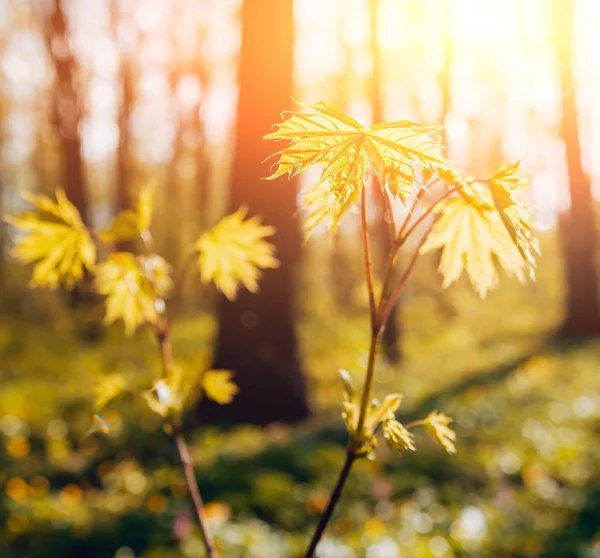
305, 449, 356, 558
175, 431, 219, 558
396, 187, 454, 248
379, 223, 436, 328
356, 327, 381, 437
155, 319, 217, 557
361, 186, 377, 329
304, 184, 441, 556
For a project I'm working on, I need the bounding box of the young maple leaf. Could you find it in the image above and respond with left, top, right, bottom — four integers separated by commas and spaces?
421, 181, 528, 298
264, 100, 450, 234
5, 190, 96, 288
383, 420, 416, 452
101, 181, 156, 244
488, 161, 539, 279
202, 369, 239, 405
424, 411, 456, 455
94, 252, 172, 335
195, 207, 279, 300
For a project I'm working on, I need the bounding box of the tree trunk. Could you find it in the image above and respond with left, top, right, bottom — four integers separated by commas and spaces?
44, 0, 89, 223
113, 26, 134, 214
554, 0, 600, 337
199, 0, 310, 425
369, 0, 401, 362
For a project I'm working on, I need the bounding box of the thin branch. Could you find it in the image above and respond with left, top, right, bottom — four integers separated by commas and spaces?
379, 221, 437, 328
140, 229, 156, 255
305, 449, 356, 558
381, 185, 397, 240
361, 186, 377, 330
396, 188, 455, 248
154, 292, 217, 557
356, 327, 381, 436
175, 432, 220, 558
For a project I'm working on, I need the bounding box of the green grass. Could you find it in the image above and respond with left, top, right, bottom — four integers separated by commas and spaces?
3, 236, 600, 557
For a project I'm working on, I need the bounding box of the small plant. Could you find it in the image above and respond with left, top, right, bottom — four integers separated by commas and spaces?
6, 185, 278, 558
263, 100, 538, 556
7, 99, 539, 557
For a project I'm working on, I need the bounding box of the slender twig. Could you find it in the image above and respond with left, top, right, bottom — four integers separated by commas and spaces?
155, 303, 218, 557
361, 186, 377, 329
356, 327, 381, 437
140, 229, 156, 255
304, 183, 445, 556
175, 431, 219, 558
396, 188, 455, 248
305, 449, 356, 558
379, 221, 437, 328
380, 185, 397, 240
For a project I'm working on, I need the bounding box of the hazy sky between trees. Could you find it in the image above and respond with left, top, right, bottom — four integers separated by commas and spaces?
1, 0, 599, 230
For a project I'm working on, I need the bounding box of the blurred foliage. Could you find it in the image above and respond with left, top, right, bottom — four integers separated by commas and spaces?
3, 232, 600, 557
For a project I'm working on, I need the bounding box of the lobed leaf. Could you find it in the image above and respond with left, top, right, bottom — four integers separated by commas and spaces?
6, 190, 96, 289
94, 252, 172, 335
424, 411, 456, 455
264, 100, 453, 235
383, 420, 416, 452
421, 182, 526, 298
195, 207, 279, 300
101, 181, 156, 244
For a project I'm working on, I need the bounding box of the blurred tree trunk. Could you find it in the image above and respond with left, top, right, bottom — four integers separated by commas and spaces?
200, 0, 309, 425
329, 5, 358, 312
43, 0, 89, 223
369, 0, 401, 362
192, 57, 211, 229
166, 68, 183, 267
553, 0, 600, 337
111, 1, 134, 214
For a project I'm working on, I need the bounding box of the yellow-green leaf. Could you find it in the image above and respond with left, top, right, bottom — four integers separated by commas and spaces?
488, 162, 539, 279
424, 411, 456, 454
420, 184, 526, 298
364, 393, 403, 433
383, 420, 416, 452
264, 100, 452, 234
202, 369, 239, 405
195, 207, 279, 300
5, 190, 96, 289
94, 373, 127, 411
94, 252, 171, 335
101, 181, 156, 243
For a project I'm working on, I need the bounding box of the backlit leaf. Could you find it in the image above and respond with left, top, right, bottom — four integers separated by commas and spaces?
94, 252, 172, 335
420, 183, 526, 298
488, 162, 539, 279
94, 373, 127, 411
202, 369, 239, 405
383, 420, 416, 452
6, 190, 96, 289
195, 207, 278, 300
264, 100, 451, 234
425, 411, 456, 454
101, 181, 156, 243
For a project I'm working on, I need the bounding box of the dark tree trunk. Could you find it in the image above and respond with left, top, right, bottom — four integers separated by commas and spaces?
199, 0, 310, 425
369, 0, 401, 362
554, 0, 600, 337
44, 0, 89, 223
